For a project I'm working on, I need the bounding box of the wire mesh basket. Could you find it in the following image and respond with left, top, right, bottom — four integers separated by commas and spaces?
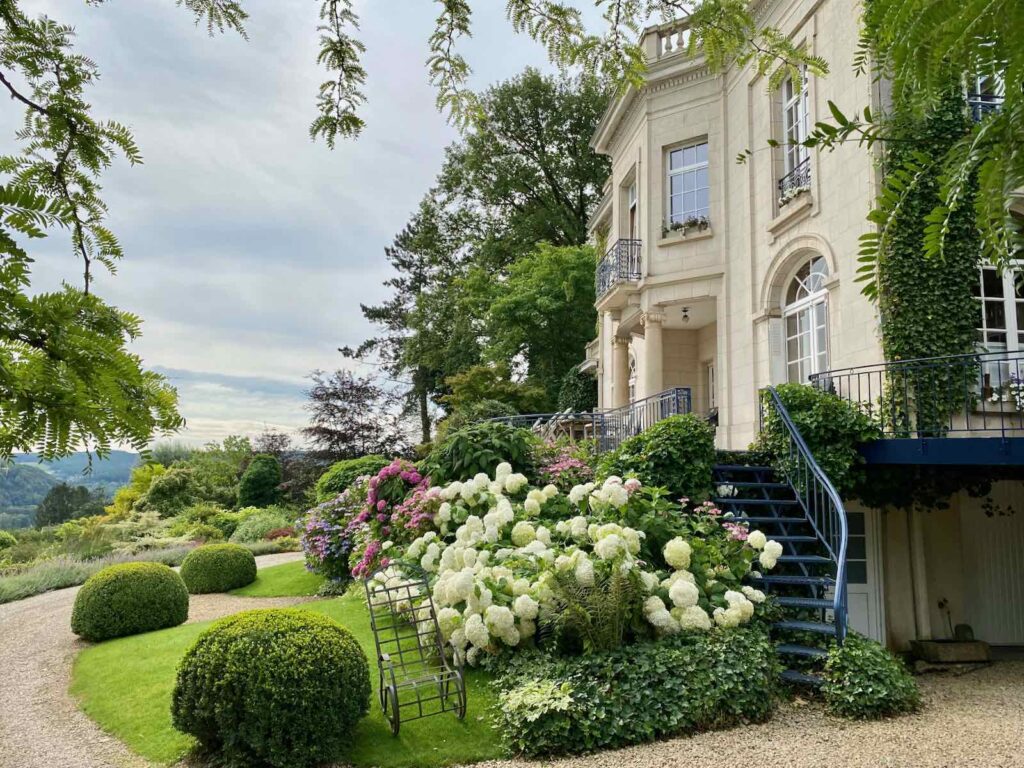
364, 565, 466, 735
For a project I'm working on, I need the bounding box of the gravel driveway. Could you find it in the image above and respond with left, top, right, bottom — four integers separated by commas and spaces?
468, 661, 1024, 768
1, 554, 1021, 768
0, 551, 307, 768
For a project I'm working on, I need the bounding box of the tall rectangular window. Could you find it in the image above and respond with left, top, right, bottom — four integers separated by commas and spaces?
781, 74, 809, 174
666, 141, 709, 225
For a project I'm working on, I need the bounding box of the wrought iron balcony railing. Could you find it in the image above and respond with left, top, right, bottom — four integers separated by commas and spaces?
777, 157, 811, 206
596, 238, 642, 297
809, 350, 1024, 439
487, 386, 691, 452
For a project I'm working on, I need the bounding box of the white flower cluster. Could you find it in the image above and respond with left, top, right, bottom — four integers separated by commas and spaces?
640, 533, 775, 636
745, 530, 784, 569
400, 466, 782, 662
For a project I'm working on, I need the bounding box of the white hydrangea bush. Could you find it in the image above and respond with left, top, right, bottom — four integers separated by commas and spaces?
397, 463, 782, 664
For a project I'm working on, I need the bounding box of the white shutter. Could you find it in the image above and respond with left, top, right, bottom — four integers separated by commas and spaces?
768, 317, 788, 385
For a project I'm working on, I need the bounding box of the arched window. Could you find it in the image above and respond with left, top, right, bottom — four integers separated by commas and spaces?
784, 256, 829, 382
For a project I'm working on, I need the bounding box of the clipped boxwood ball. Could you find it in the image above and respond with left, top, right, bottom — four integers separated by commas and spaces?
172, 609, 371, 767
179, 543, 257, 594
71, 562, 189, 642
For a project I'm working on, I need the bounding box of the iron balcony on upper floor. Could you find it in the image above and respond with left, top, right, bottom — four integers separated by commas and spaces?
596, 238, 642, 298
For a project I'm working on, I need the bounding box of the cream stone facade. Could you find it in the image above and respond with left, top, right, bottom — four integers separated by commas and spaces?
589, 1, 883, 449
585, 3, 1024, 652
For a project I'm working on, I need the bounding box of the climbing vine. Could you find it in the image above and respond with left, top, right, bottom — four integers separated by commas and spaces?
876, 86, 982, 436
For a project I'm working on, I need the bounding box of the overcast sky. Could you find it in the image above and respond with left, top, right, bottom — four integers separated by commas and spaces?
2, 1, 606, 446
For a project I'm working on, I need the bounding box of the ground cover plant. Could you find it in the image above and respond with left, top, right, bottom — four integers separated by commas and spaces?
823, 633, 920, 719
71, 592, 502, 768
71, 562, 189, 642
495, 626, 779, 755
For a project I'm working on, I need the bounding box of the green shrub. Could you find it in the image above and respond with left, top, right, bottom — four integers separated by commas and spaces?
556, 367, 598, 412
229, 508, 292, 543
172, 608, 370, 767
0, 530, 16, 550
596, 414, 716, 501
186, 523, 224, 542
314, 455, 389, 503
237, 454, 282, 508
71, 562, 188, 642
495, 627, 778, 756
422, 421, 538, 485
754, 384, 881, 498
823, 634, 920, 719
179, 543, 257, 594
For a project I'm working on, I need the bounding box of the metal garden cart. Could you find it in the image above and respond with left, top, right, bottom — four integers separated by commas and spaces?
364, 565, 467, 735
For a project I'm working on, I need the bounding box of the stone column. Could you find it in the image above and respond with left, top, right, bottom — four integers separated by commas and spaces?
642, 310, 665, 398
611, 337, 630, 408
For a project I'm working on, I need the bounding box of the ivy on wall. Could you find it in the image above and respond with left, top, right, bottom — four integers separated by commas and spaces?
876, 87, 982, 435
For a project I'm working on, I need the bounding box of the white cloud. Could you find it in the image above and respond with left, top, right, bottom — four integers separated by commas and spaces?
2, 1, 606, 444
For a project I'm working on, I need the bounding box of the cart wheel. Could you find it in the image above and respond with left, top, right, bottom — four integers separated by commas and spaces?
454, 669, 467, 720
386, 686, 400, 736
378, 671, 388, 712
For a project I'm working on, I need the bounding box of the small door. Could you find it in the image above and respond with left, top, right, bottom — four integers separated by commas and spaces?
845, 509, 885, 642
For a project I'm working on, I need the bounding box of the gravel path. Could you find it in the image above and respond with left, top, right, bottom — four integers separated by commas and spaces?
0, 551, 307, 768
2, 554, 1021, 768
468, 661, 1024, 768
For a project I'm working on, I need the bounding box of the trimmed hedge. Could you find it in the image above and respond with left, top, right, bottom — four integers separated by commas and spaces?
179, 543, 257, 594
596, 414, 716, 501
172, 608, 370, 768
823, 634, 920, 719
495, 626, 779, 756
314, 455, 390, 503
71, 562, 189, 642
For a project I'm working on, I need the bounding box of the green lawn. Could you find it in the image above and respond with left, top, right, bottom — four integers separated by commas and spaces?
70, 592, 502, 768
230, 559, 325, 596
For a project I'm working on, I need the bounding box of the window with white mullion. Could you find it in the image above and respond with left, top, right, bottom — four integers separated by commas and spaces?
782, 74, 810, 174
783, 257, 829, 383
666, 142, 709, 226
974, 264, 1024, 353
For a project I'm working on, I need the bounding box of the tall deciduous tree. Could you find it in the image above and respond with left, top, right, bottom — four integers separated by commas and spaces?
439, 69, 610, 266
485, 243, 597, 409
302, 370, 410, 461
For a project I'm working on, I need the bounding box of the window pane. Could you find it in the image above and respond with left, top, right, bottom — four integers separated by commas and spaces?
670, 174, 682, 195
847, 511, 865, 535
683, 191, 696, 216
848, 536, 866, 560
1016, 302, 1024, 331
683, 146, 696, 166
787, 336, 800, 360
695, 142, 708, 164
695, 187, 709, 212
683, 172, 695, 193
669, 149, 682, 170
696, 166, 708, 188
983, 268, 1003, 297
847, 561, 867, 584
986, 300, 1006, 330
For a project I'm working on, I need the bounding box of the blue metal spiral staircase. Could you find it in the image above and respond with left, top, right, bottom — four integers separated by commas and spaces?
712, 387, 849, 685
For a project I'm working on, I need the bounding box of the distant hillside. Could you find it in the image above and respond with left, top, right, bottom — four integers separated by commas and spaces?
13, 451, 139, 492
0, 464, 59, 507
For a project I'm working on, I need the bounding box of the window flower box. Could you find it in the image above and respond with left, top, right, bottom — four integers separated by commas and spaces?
660, 215, 710, 240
